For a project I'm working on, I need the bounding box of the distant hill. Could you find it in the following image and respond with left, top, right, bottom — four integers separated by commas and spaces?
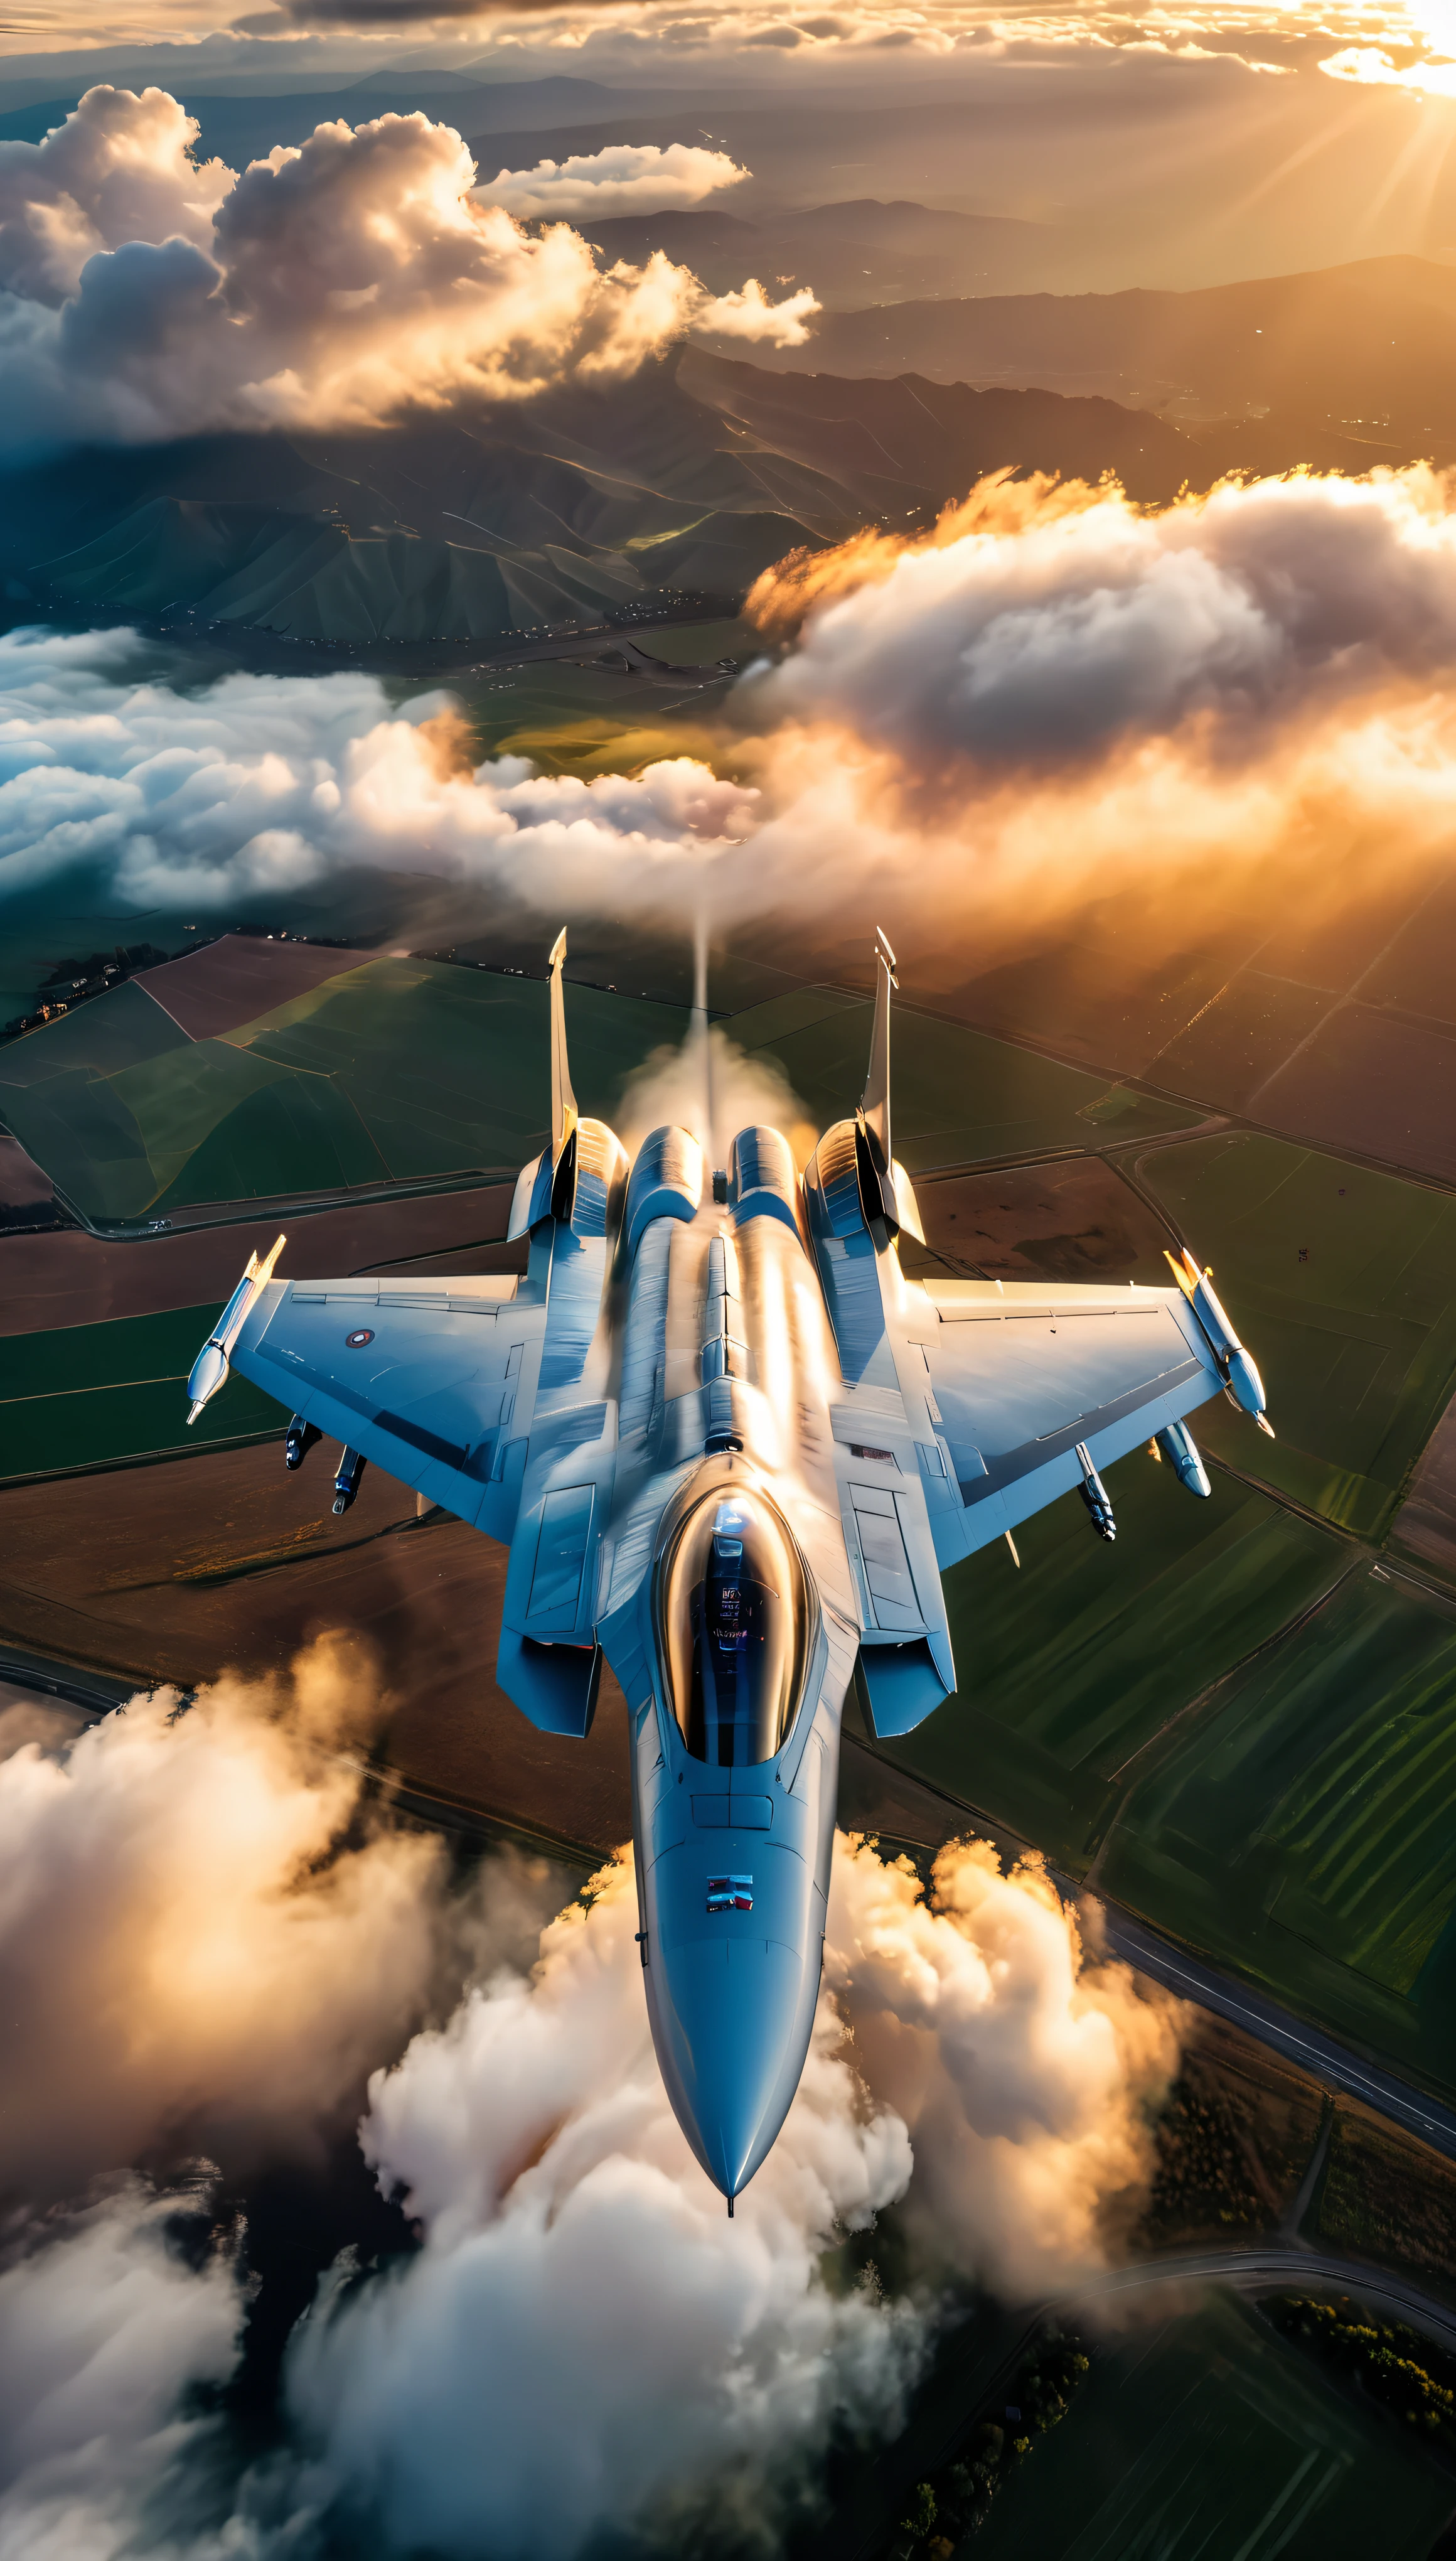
6, 286, 1436, 656
715, 255, 1456, 466
581, 198, 1053, 312
0, 76, 722, 159
0, 348, 1206, 648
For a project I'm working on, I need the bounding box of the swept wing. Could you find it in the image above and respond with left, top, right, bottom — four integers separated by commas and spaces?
907, 1275, 1225, 1564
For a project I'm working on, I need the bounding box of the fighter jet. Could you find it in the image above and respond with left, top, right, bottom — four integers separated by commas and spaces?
186, 930, 1270, 2211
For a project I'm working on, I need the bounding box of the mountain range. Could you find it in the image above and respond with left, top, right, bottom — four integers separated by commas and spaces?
5, 254, 1455, 650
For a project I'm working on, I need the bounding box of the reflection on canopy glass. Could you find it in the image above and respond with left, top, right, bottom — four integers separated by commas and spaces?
655, 1485, 810, 1766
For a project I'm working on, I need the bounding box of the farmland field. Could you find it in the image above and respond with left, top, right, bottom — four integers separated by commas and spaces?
736, 996, 1201, 1172
0, 1303, 282, 1479
887, 1456, 1344, 1873
1133, 1130, 1456, 1537
972, 2293, 1453, 2560
1097, 1560, 1456, 2090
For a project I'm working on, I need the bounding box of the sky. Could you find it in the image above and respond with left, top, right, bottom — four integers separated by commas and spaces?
8, 0, 1456, 299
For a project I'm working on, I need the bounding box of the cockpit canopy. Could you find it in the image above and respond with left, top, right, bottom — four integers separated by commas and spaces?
654, 1483, 812, 1766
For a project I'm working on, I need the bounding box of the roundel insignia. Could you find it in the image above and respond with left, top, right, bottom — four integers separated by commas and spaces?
345, 1328, 375, 1348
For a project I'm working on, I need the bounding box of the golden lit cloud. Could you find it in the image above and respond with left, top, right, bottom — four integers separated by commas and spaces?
0, 89, 817, 448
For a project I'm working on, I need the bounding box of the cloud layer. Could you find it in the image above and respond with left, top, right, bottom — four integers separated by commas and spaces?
0, 1632, 444, 2203
286, 1836, 1176, 2560
0, 626, 756, 914
0, 1656, 1179, 2560
14, 459, 1456, 964
746, 464, 1456, 765
0, 89, 816, 451
476, 141, 748, 222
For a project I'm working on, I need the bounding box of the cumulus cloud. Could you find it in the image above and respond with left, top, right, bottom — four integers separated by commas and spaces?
285, 1851, 919, 2560
829, 1837, 1180, 2297
476, 140, 748, 222
0, 85, 231, 304
0, 626, 756, 915
0, 89, 817, 451
18, 459, 1456, 959
0, 2181, 242, 2561
282, 1835, 1172, 2560
746, 464, 1456, 765
0, 1631, 446, 2203
0, 1714, 1180, 2561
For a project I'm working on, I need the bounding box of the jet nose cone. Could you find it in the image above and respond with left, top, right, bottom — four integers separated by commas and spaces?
650, 1934, 817, 2204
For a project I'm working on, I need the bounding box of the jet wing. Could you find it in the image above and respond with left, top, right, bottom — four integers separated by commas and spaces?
906, 1277, 1225, 1564
228, 1274, 548, 1540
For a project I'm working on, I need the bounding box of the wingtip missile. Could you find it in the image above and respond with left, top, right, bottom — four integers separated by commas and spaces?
184, 1232, 288, 1422
1166, 1245, 1270, 1425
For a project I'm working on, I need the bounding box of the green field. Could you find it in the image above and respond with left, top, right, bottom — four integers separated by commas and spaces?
1133, 1130, 1456, 1538
0, 1302, 282, 1479
733, 996, 1201, 1171
972, 2293, 1453, 2560
0, 960, 1207, 1226
0, 960, 693, 1223
888, 1454, 1344, 1871
1097, 1560, 1456, 2090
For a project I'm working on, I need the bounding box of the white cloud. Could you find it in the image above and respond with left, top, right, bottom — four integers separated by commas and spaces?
0, 85, 231, 304
0, 89, 818, 453
746, 465, 1456, 765
0, 1641, 1180, 2561
0, 2182, 243, 2561
282, 1835, 1173, 2560
0, 626, 756, 916
0, 1632, 446, 2202
475, 140, 747, 222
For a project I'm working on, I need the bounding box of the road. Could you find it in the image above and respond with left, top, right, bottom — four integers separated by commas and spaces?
1049, 2246, 1456, 2351
1088, 1899, 1456, 2164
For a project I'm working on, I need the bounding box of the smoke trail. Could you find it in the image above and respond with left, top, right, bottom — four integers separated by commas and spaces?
615, 1021, 819, 1168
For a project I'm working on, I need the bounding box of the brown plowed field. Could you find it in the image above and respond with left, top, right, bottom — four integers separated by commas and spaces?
135, 938, 367, 1038
0, 1439, 982, 1862
0, 1439, 634, 1851
0, 1183, 522, 1334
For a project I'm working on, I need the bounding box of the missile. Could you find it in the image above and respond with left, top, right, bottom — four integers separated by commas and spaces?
1153, 1420, 1211, 1497
186, 1234, 286, 1423
1164, 1246, 1270, 1426
333, 1448, 367, 1515
1074, 1440, 1116, 1540
285, 1413, 321, 1471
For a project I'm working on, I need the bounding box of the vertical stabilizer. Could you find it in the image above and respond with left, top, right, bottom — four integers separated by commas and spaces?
856, 928, 899, 1230
549, 928, 578, 1165
548, 928, 579, 1220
